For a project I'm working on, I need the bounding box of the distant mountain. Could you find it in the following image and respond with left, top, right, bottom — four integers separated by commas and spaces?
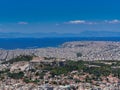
0, 31, 120, 38
80, 31, 120, 37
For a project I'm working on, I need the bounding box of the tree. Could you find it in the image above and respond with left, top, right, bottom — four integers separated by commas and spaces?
8, 71, 24, 79
76, 53, 82, 57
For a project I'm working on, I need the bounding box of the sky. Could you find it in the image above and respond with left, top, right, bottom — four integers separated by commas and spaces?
0, 0, 120, 34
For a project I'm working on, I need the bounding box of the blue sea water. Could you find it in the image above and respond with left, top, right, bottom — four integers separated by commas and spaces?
0, 37, 120, 50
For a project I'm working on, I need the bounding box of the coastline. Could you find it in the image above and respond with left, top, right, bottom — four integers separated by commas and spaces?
1, 41, 120, 61
1, 37, 120, 50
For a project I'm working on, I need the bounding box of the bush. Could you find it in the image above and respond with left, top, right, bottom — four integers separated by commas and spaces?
23, 78, 30, 83
8, 71, 24, 79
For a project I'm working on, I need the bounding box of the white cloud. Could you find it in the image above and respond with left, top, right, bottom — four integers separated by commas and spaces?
68, 20, 86, 24
65, 20, 86, 24
18, 21, 28, 25
64, 20, 97, 25
62, 19, 120, 25
105, 19, 120, 24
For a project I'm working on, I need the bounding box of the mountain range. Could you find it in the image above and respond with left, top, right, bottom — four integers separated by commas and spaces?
0, 31, 120, 38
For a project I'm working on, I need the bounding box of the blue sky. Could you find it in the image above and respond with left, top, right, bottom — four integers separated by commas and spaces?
0, 0, 120, 33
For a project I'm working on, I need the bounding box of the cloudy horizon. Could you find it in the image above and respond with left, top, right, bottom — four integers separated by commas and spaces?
0, 0, 120, 35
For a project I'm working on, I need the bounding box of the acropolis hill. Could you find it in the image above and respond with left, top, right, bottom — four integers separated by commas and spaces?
1, 41, 120, 62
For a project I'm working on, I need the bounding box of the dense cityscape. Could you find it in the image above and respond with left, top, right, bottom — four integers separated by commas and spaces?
0, 41, 120, 89
1, 41, 120, 61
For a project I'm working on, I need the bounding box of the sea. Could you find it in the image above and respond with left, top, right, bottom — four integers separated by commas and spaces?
0, 37, 120, 50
